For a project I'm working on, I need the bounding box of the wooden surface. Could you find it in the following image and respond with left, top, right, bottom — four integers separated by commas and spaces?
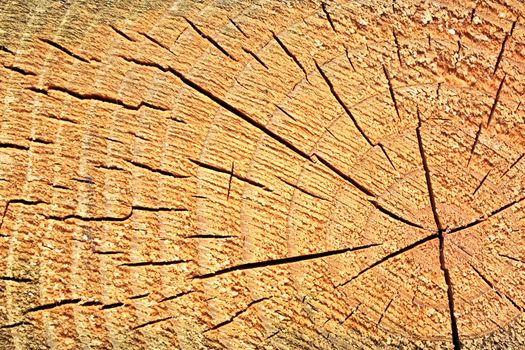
1, 0, 524, 349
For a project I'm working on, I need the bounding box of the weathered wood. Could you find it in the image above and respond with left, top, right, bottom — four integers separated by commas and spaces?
1, 0, 524, 349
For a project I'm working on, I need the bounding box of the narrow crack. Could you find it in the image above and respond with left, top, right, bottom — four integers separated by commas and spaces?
39, 38, 90, 63
119, 259, 190, 267
377, 297, 395, 326
382, 64, 401, 120
109, 25, 135, 41
392, 30, 403, 66
340, 303, 361, 324
3, 64, 36, 76
315, 61, 395, 169
242, 47, 269, 69
472, 169, 491, 196
185, 234, 236, 239
0, 321, 31, 329
46, 206, 186, 222
132, 316, 173, 330
467, 122, 483, 167
447, 194, 525, 234
194, 243, 380, 279
278, 176, 329, 201
321, 3, 337, 32
24, 298, 81, 314
184, 17, 237, 61
337, 233, 438, 288
126, 159, 190, 179
229, 18, 248, 38
189, 158, 271, 192
43, 85, 170, 112
227, 161, 235, 199
487, 74, 506, 126
159, 290, 193, 303
272, 31, 309, 81
500, 153, 524, 179
205, 297, 271, 332
119, 55, 312, 162
470, 264, 523, 312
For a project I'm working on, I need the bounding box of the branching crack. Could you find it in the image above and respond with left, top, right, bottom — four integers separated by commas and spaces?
194, 243, 380, 279
1, 199, 47, 230
205, 297, 271, 332
416, 108, 460, 350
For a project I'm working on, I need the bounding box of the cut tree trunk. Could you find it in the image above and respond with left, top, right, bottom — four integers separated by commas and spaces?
1, 0, 524, 349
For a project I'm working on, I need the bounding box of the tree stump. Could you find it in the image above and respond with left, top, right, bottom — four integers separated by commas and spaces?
1, 0, 524, 349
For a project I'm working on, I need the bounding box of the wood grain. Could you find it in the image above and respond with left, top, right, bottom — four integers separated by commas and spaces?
1, 0, 524, 349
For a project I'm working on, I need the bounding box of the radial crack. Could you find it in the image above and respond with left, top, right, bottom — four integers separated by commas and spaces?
448, 194, 525, 234
337, 233, 438, 288
417, 109, 460, 350
382, 64, 401, 120
46, 206, 186, 222
242, 47, 269, 69
487, 74, 506, 126
194, 243, 380, 279
416, 108, 442, 230
229, 18, 248, 38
